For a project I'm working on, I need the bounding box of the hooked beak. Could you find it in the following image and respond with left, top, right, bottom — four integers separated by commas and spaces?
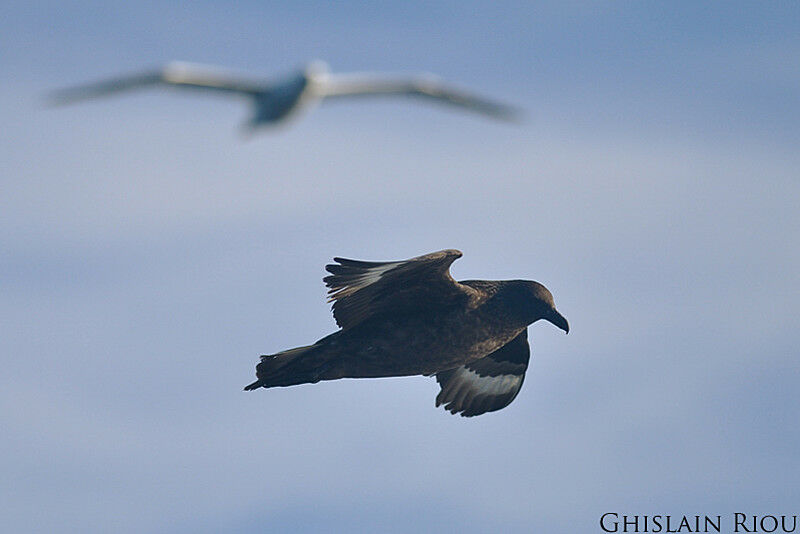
546, 309, 569, 334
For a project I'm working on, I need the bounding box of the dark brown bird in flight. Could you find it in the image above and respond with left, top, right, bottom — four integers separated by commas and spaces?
245, 249, 569, 417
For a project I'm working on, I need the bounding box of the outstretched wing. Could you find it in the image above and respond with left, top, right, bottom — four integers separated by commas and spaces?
47, 62, 265, 105
435, 329, 530, 417
318, 73, 521, 121
323, 249, 480, 330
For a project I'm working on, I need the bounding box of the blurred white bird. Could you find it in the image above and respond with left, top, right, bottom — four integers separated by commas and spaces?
48, 60, 521, 132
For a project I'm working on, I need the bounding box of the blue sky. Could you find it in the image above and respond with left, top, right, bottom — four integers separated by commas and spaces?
2, 2, 799, 532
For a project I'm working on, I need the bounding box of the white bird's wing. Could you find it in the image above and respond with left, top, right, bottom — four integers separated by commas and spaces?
48, 62, 266, 105
317, 73, 521, 121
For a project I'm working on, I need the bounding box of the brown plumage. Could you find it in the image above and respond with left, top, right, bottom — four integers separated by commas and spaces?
244, 249, 569, 417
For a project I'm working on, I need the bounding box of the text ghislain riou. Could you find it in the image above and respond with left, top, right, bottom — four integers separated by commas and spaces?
599, 513, 798, 533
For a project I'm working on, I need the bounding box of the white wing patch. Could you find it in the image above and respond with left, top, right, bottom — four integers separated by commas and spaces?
435, 365, 525, 417
326, 261, 400, 301
450, 367, 521, 397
